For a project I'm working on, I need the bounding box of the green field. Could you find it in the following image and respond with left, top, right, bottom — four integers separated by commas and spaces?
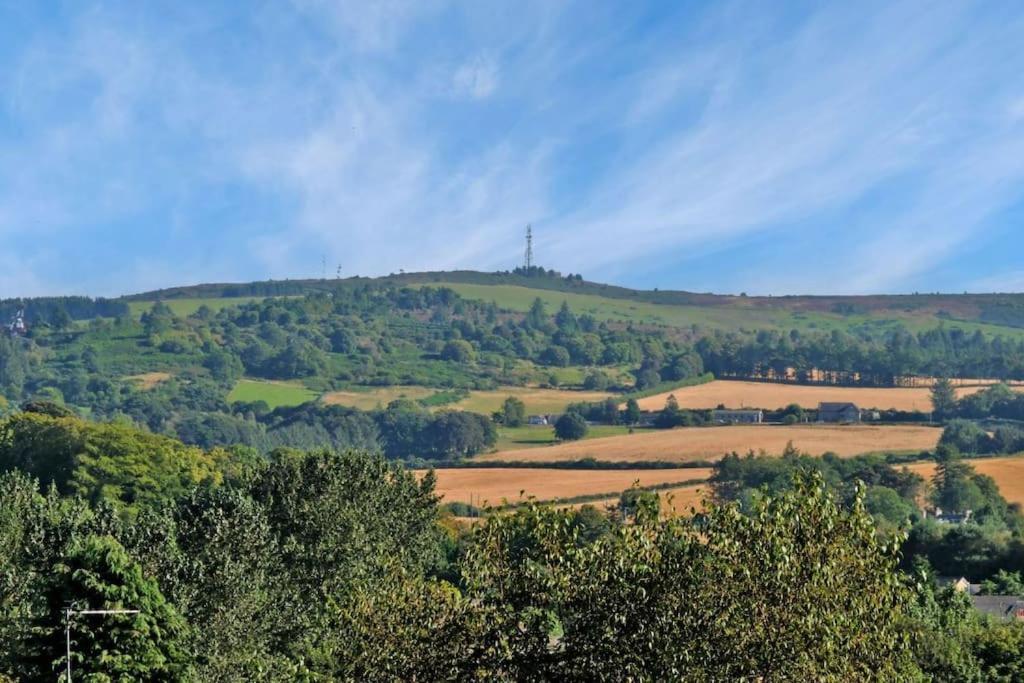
127, 297, 271, 318
322, 385, 438, 410
423, 282, 1024, 338
494, 424, 636, 451
228, 379, 320, 409
322, 384, 615, 415
455, 386, 613, 415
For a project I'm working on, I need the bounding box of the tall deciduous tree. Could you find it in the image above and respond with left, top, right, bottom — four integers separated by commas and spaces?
38, 535, 190, 681
931, 377, 957, 419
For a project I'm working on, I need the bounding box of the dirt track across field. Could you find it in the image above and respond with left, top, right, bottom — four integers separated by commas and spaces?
478, 424, 941, 464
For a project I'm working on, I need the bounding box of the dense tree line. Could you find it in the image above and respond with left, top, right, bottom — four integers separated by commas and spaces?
698, 326, 1024, 384
711, 444, 1024, 583
0, 296, 130, 326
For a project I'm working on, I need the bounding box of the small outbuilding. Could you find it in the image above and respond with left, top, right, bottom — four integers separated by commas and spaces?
817, 402, 861, 423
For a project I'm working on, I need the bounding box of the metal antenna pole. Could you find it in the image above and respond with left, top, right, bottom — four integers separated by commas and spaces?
65, 607, 72, 683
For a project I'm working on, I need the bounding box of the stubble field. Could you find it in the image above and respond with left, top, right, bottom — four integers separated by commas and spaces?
424, 467, 713, 506
905, 456, 1024, 506
477, 424, 941, 464
633, 380, 1009, 412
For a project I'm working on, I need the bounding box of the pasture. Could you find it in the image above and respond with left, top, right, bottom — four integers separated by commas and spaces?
455, 386, 611, 415
123, 371, 172, 390
425, 282, 1024, 338
424, 467, 712, 506
477, 424, 941, 464
634, 379, 1012, 412
127, 296, 270, 318
905, 456, 1024, 507
494, 424, 633, 450
322, 385, 436, 410
322, 384, 612, 415
228, 379, 319, 409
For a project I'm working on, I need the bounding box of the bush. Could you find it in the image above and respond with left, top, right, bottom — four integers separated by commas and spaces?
555, 412, 588, 441
440, 340, 476, 363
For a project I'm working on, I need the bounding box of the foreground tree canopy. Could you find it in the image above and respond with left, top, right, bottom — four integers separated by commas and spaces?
1, 414, 1022, 680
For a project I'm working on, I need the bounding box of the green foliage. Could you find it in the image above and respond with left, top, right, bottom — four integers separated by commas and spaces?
931, 377, 957, 418
41, 535, 190, 681
0, 412, 237, 513
980, 569, 1024, 596
932, 446, 989, 513
940, 420, 994, 455
554, 411, 588, 441
623, 397, 641, 425
440, 339, 476, 363
3, 426, 1022, 680
453, 473, 919, 680
499, 395, 526, 427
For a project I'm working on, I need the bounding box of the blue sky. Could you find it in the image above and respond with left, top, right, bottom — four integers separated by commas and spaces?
2, 1, 1024, 297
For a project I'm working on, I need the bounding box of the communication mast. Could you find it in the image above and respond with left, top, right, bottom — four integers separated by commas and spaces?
523, 224, 533, 270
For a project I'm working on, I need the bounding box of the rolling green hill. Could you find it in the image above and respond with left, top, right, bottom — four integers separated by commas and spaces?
121, 270, 1024, 338
6, 269, 1024, 456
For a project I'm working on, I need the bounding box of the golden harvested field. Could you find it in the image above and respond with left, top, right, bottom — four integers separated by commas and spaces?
423, 467, 712, 506
323, 385, 610, 414
571, 483, 710, 517
322, 385, 435, 410
124, 372, 172, 390
454, 386, 611, 415
477, 424, 941, 464
905, 456, 1024, 506
634, 380, 1012, 412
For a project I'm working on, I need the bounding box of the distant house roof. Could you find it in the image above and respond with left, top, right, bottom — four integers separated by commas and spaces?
817, 402, 861, 421
818, 402, 859, 411
970, 595, 1024, 621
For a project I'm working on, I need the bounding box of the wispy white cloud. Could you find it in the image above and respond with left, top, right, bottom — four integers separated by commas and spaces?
2, 0, 1024, 297
452, 56, 499, 99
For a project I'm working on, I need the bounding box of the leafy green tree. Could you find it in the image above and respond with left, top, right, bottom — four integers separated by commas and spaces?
980, 569, 1024, 596
540, 344, 571, 367
524, 297, 548, 330
931, 377, 957, 419
127, 488, 290, 679
554, 301, 578, 334
654, 393, 690, 428
455, 473, 919, 680
865, 485, 916, 527
554, 412, 587, 441
905, 578, 983, 682
440, 339, 475, 363
500, 396, 527, 427
0, 412, 237, 513
972, 621, 1024, 681
940, 419, 993, 454
36, 535, 190, 681
932, 446, 987, 513
582, 370, 610, 391
623, 398, 641, 425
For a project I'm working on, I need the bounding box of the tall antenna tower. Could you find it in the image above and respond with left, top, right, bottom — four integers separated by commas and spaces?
523, 224, 533, 270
